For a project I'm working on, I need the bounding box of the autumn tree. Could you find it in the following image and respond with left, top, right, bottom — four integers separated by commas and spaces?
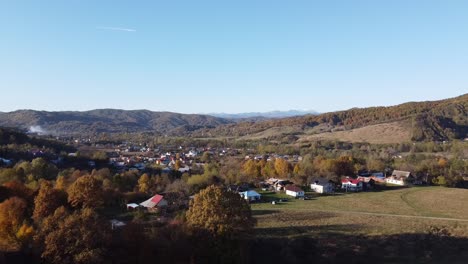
174, 159, 183, 171
67, 175, 103, 208
55, 175, 67, 190
242, 160, 260, 178
261, 160, 277, 178
40, 208, 111, 264
33, 181, 67, 222
137, 173, 151, 193
0, 197, 34, 251
186, 185, 255, 236
366, 158, 386, 172
1, 180, 33, 202
274, 158, 291, 177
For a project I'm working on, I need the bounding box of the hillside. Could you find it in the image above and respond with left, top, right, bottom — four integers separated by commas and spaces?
0, 109, 233, 136
196, 94, 468, 142
0, 94, 466, 142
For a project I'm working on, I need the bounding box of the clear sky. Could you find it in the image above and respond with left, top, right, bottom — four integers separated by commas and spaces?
0, 0, 467, 114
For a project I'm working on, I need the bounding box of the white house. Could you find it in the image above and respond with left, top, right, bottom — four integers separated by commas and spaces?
239, 190, 262, 202
285, 185, 305, 197
341, 178, 363, 191
386, 177, 405, 186
310, 178, 334, 194
385, 170, 412, 186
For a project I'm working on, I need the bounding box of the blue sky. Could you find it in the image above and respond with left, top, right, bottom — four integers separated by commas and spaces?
0, 0, 467, 114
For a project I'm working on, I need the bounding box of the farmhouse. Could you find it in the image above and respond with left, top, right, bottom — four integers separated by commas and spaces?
386, 170, 413, 186
341, 178, 363, 191
285, 185, 305, 197
239, 190, 262, 202
310, 178, 334, 194
140, 194, 168, 212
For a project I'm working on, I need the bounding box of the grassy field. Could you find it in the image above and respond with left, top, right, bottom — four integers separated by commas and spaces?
298, 121, 412, 144
251, 187, 468, 238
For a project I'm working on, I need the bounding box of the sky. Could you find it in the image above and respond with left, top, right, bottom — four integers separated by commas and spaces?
0, 0, 467, 114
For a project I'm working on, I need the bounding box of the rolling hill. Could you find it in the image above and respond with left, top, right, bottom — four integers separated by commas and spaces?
0, 109, 233, 136
195, 94, 468, 143
0, 94, 466, 143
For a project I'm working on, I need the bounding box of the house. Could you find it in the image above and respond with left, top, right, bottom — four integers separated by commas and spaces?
310, 178, 334, 194
285, 185, 305, 197
126, 203, 140, 210
0, 158, 12, 166
140, 194, 168, 212
274, 180, 293, 191
239, 190, 262, 202
341, 178, 363, 191
385, 170, 412, 186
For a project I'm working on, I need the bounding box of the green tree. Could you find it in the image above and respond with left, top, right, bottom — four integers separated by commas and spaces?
186, 185, 255, 236
31, 158, 58, 181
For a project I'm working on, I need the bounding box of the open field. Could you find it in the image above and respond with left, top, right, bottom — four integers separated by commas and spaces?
252, 187, 468, 238
298, 121, 412, 144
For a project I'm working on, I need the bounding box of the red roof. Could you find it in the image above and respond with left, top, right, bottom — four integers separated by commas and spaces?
150, 194, 164, 204
341, 178, 361, 184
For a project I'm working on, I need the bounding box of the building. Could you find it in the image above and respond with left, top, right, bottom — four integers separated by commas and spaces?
285, 185, 305, 197
140, 194, 168, 212
341, 178, 363, 191
385, 170, 412, 186
310, 178, 334, 194
239, 190, 262, 202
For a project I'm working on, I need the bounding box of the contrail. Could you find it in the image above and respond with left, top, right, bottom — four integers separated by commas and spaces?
96, 26, 136, 32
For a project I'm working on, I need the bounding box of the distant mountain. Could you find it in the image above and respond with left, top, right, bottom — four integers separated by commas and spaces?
209, 110, 318, 119
194, 94, 468, 142
0, 109, 233, 136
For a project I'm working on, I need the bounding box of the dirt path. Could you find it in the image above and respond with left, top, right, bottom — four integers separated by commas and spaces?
275, 208, 468, 222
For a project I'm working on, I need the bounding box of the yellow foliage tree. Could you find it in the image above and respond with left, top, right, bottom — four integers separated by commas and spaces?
67, 175, 103, 208
274, 158, 291, 177
137, 173, 151, 193
0, 197, 34, 251
33, 181, 67, 222
186, 185, 255, 236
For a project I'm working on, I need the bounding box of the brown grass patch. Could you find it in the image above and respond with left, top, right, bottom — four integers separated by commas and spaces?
299, 121, 412, 144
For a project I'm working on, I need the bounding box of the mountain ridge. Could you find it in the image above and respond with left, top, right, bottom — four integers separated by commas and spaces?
207, 110, 318, 119
0, 94, 466, 142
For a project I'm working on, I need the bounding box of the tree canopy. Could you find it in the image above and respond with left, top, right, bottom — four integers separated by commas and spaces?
186, 185, 255, 236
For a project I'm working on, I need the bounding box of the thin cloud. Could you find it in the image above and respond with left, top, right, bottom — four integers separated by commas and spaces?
96, 26, 136, 32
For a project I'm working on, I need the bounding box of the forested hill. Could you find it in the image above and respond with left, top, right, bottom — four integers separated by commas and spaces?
0, 109, 233, 136
195, 94, 468, 142
0, 95, 466, 142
